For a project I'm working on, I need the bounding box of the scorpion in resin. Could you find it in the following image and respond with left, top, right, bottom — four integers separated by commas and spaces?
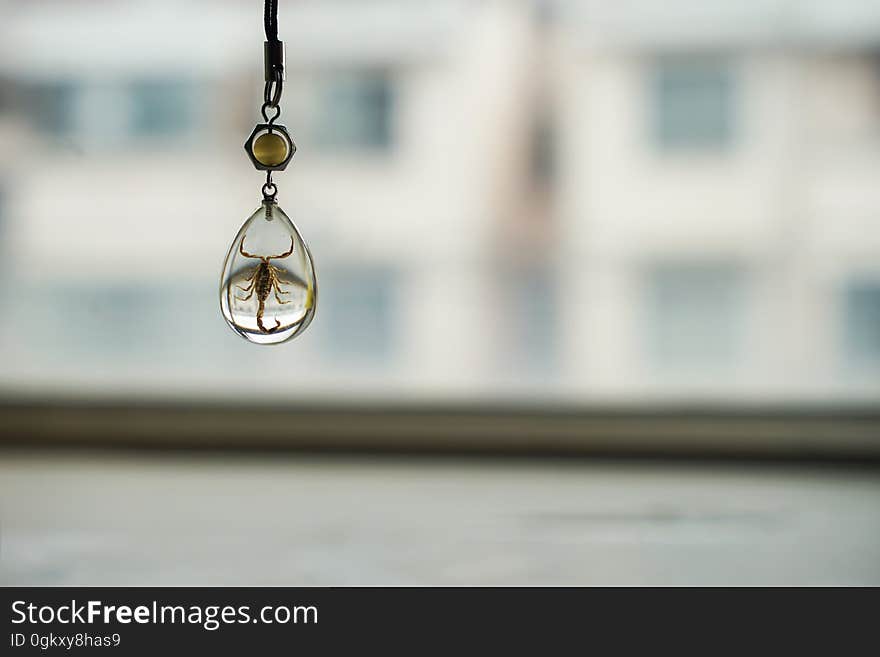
234, 235, 296, 333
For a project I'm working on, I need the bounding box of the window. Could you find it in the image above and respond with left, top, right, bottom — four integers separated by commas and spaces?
652, 57, 735, 150
27, 283, 209, 362
499, 266, 558, 374
28, 80, 79, 136
319, 267, 395, 362
24, 78, 193, 143
311, 71, 393, 151
843, 281, 880, 369
28, 284, 156, 359
644, 263, 746, 370
129, 79, 193, 137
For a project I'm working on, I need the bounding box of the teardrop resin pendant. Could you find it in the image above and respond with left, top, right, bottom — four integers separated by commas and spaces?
219, 200, 317, 345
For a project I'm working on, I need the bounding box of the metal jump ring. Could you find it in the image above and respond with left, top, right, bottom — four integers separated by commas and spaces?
263, 69, 283, 108
261, 102, 282, 124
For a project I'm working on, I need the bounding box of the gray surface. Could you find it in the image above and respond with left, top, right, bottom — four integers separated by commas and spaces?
1, 449, 879, 585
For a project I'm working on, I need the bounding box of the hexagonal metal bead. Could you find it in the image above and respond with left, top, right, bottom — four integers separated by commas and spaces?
244, 123, 296, 171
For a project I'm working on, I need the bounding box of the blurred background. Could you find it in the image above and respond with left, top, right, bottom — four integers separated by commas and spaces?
0, 0, 879, 585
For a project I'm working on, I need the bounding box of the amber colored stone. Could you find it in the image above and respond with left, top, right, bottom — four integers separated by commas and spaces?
252, 132, 288, 167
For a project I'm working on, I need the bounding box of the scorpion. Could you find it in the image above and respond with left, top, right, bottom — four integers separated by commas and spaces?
234, 235, 295, 333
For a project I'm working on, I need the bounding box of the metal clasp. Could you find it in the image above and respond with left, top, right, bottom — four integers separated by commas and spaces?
263, 40, 285, 110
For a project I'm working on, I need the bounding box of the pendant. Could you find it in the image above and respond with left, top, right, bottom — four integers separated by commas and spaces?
219, 199, 317, 345
220, 30, 317, 345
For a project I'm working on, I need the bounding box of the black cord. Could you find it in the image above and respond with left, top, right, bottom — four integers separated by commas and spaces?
264, 0, 279, 43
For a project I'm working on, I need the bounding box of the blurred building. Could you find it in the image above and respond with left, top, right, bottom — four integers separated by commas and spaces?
0, 0, 877, 404
0, 0, 535, 398
553, 0, 880, 402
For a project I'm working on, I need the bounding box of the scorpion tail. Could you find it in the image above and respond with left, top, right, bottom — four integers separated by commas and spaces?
256, 313, 282, 334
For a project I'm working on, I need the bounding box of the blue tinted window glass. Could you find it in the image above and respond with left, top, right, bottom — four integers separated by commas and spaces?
502, 267, 558, 374
313, 72, 393, 151
31, 80, 78, 136
844, 282, 880, 368
320, 267, 395, 362
645, 263, 745, 369
130, 79, 192, 137
653, 59, 735, 150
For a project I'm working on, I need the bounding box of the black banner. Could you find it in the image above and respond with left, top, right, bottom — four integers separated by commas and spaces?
1, 587, 875, 653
